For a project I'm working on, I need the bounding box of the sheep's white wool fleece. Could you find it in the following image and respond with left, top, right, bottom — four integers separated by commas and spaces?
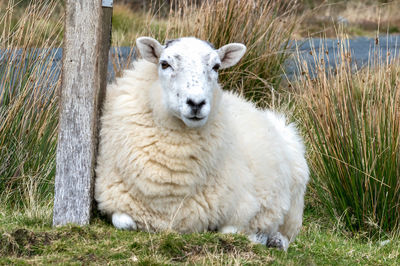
95, 59, 309, 242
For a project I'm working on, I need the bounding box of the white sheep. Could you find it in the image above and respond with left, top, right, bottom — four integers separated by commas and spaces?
95, 37, 309, 250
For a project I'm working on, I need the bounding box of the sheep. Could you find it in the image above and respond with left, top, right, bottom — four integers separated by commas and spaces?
95, 37, 309, 251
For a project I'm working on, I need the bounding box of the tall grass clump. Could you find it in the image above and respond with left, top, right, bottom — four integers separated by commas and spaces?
134, 0, 298, 107
0, 0, 63, 214
294, 39, 400, 235
111, 3, 168, 47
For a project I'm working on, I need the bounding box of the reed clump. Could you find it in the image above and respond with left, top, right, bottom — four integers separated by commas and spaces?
294, 39, 400, 235
0, 0, 63, 212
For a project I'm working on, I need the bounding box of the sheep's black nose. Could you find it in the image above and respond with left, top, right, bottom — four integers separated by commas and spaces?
187, 98, 206, 114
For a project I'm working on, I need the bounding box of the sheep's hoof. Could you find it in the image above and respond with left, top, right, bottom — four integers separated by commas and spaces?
266, 232, 289, 251
111, 212, 137, 230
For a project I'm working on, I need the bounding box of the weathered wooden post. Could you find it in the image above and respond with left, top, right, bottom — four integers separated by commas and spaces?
53, 0, 113, 226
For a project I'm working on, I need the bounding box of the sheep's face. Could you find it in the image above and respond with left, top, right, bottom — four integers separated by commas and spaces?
136, 37, 246, 128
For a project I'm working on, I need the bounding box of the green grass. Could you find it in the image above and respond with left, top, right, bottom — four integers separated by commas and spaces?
0, 208, 399, 265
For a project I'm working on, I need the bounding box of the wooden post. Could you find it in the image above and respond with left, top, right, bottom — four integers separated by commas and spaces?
53, 0, 113, 226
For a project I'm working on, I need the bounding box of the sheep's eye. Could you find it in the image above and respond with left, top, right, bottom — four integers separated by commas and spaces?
160, 61, 170, 70
212, 64, 220, 72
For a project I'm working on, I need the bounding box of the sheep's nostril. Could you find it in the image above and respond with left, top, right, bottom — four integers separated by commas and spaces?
187, 99, 196, 107
186, 98, 206, 114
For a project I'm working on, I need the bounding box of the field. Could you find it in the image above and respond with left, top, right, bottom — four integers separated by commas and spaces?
1, 0, 399, 264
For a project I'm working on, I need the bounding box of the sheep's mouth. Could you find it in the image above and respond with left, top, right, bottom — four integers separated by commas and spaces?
182, 115, 208, 128
187, 116, 205, 121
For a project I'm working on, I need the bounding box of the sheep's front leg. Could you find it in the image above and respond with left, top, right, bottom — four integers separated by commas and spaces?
111, 212, 137, 230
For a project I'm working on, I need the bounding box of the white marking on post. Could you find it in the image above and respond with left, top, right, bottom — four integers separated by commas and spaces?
102, 0, 113, 7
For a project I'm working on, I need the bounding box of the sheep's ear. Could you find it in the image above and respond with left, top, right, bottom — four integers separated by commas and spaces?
217, 43, 246, 69
136, 37, 163, 64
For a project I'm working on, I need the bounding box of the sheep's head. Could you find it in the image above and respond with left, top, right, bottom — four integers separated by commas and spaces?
136, 37, 246, 128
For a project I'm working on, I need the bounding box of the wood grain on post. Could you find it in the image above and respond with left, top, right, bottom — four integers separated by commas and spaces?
53, 0, 113, 226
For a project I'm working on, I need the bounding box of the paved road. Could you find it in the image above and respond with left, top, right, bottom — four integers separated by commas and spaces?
0, 35, 399, 92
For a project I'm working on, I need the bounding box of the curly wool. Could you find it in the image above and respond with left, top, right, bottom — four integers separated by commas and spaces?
95, 59, 309, 242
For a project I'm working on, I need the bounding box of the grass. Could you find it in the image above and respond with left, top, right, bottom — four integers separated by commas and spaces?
111, 3, 168, 47
293, 38, 400, 235
294, 0, 400, 38
3, 1, 399, 46
0, 0, 63, 47
0, 208, 399, 264
0, 0, 61, 209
